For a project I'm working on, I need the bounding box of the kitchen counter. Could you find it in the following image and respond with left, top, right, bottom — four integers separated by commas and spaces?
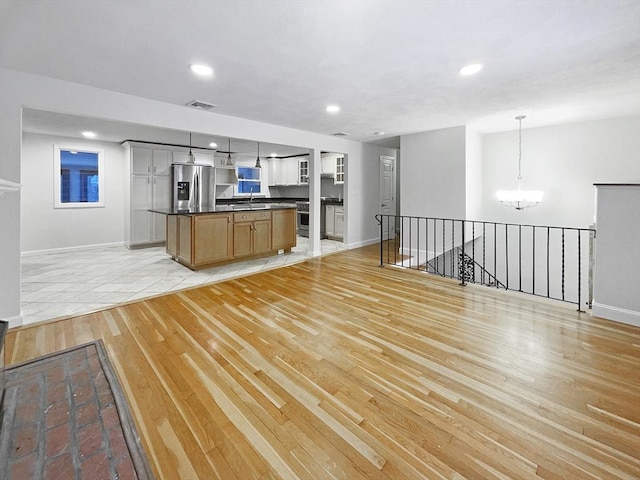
150, 203, 296, 215
153, 204, 297, 270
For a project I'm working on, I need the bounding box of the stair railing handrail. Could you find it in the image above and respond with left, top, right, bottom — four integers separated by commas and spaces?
375, 214, 596, 311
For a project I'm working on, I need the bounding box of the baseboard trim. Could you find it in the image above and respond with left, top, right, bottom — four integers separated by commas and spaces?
1, 315, 23, 329
346, 237, 378, 249
592, 302, 640, 327
21, 241, 125, 257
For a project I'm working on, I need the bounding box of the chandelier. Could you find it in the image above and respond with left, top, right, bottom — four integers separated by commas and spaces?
496, 115, 543, 210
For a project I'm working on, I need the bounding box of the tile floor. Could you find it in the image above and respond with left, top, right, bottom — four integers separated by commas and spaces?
21, 237, 347, 326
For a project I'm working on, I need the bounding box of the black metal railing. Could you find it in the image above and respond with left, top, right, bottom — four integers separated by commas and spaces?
375, 215, 596, 311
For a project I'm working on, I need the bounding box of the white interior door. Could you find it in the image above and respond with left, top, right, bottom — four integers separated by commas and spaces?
379, 155, 396, 240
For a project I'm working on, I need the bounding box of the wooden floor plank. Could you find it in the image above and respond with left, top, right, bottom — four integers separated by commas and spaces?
6, 244, 640, 479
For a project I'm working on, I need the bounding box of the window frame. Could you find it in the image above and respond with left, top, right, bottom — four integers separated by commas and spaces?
54, 144, 105, 208
234, 162, 263, 196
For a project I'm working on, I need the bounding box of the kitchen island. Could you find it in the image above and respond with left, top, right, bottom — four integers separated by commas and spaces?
151, 204, 297, 270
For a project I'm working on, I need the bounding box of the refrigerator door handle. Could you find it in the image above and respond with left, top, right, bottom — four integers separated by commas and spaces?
194, 169, 200, 209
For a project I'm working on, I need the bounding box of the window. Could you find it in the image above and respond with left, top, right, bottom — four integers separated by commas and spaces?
236, 166, 262, 195
54, 145, 104, 208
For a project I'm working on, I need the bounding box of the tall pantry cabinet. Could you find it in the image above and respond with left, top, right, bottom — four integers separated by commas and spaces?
122, 142, 172, 248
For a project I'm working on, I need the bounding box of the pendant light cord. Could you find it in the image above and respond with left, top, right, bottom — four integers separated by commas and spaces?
516, 115, 525, 182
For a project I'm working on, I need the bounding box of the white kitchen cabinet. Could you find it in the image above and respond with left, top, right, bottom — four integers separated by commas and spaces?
152, 175, 172, 240
152, 149, 172, 175
334, 205, 344, 238
268, 158, 302, 186
172, 150, 214, 166
283, 158, 299, 185
335, 156, 344, 184
132, 147, 172, 175
130, 175, 152, 245
321, 154, 336, 175
130, 173, 171, 245
321, 153, 345, 184
268, 159, 281, 186
299, 159, 309, 185
132, 147, 153, 175
325, 205, 335, 237
324, 204, 344, 241
124, 142, 173, 247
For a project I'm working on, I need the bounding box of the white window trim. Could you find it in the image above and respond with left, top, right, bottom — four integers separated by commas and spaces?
234, 161, 264, 197
54, 144, 105, 208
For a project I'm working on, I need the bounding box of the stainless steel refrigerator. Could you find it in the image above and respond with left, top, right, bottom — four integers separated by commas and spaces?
171, 164, 216, 211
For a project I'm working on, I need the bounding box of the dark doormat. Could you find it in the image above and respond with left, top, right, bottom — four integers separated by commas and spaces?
0, 340, 155, 480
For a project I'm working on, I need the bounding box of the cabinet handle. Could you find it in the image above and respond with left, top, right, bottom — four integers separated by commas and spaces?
147, 177, 150, 184
147, 165, 150, 173
153, 166, 157, 174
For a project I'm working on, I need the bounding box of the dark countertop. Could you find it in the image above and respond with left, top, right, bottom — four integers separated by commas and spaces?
216, 197, 343, 205
150, 203, 297, 215
216, 197, 302, 205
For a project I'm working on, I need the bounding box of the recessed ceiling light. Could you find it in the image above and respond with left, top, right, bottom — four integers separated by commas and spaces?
458, 63, 483, 76
374, 131, 385, 135
81, 131, 96, 138
190, 64, 214, 77
209, 142, 217, 148
270, 153, 277, 158
326, 105, 340, 113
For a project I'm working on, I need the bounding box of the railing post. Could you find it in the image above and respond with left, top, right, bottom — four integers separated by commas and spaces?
378, 214, 384, 267
577, 230, 582, 312
460, 220, 466, 286
562, 228, 566, 302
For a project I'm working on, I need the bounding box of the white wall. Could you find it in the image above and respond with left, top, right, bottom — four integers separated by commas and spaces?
21, 133, 126, 252
465, 128, 483, 221
400, 126, 467, 219
592, 184, 640, 326
0, 67, 367, 326
482, 116, 640, 227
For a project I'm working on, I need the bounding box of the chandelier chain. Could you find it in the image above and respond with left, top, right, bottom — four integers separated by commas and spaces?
517, 115, 523, 181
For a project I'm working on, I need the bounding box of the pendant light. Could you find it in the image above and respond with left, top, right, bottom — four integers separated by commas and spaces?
224, 138, 239, 184
496, 115, 543, 210
255, 142, 262, 168
225, 138, 233, 166
187, 132, 195, 164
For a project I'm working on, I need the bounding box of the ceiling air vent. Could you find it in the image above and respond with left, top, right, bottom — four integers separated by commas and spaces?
332, 131, 350, 136
185, 100, 217, 110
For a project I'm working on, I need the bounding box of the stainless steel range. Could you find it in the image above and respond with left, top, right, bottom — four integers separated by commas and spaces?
296, 201, 309, 237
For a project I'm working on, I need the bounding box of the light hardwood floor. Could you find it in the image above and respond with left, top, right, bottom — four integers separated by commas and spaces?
6, 244, 640, 479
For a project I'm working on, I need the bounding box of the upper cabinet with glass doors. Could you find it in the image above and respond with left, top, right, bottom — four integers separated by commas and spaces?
335, 156, 344, 184
299, 159, 309, 185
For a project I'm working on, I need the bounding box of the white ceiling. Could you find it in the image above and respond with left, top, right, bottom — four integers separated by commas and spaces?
2, 0, 639, 146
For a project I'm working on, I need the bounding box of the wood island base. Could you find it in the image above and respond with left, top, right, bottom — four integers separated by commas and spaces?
165, 207, 297, 271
